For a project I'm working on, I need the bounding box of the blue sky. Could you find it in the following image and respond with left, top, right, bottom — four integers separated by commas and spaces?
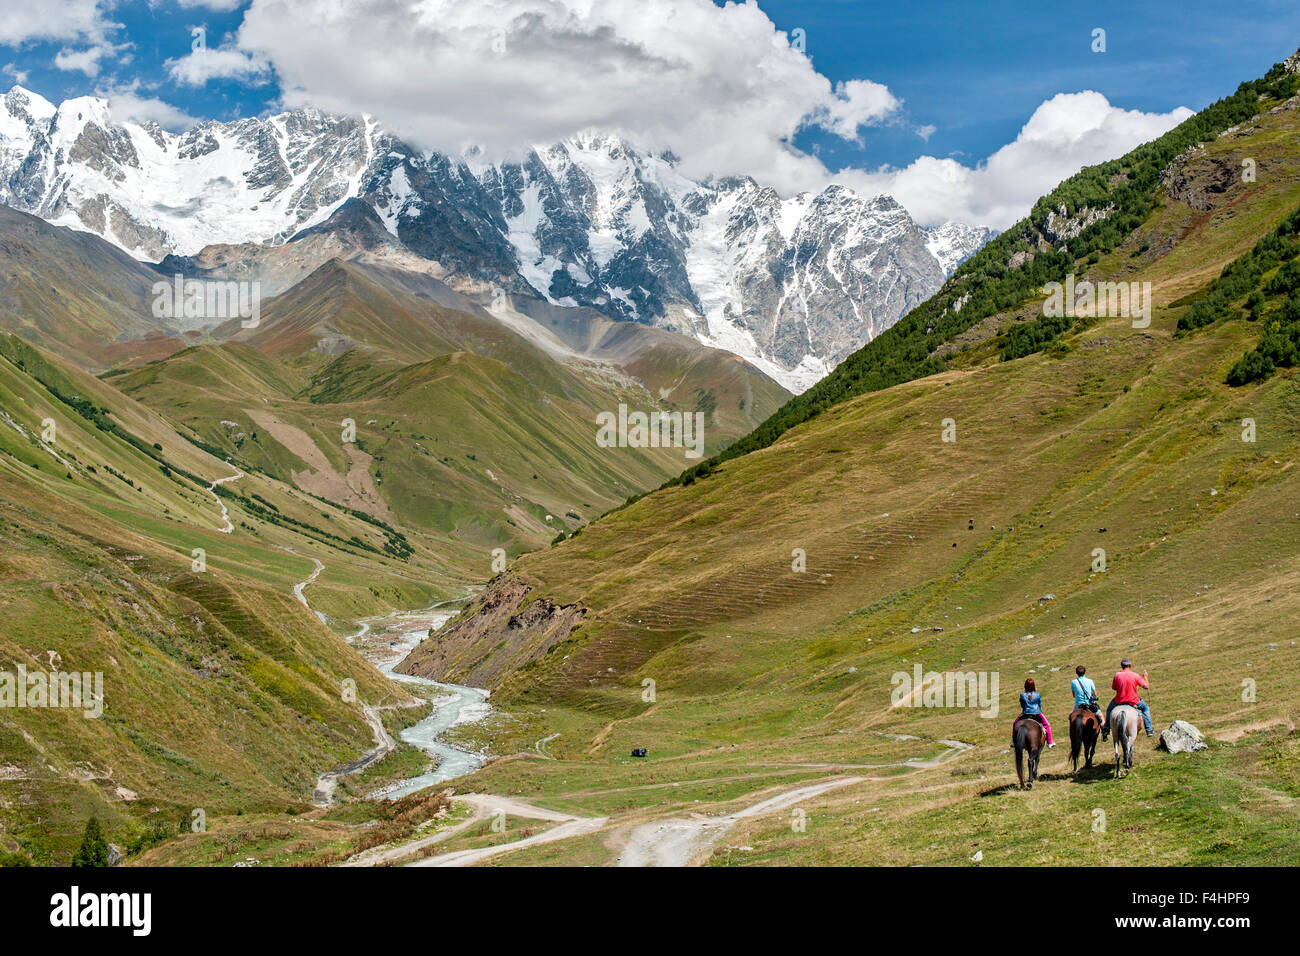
2, 2, 265, 123
765, 0, 1300, 169
3, 1, 1297, 227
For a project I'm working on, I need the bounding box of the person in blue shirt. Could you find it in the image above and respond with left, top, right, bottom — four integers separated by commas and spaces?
1070, 665, 1102, 720
1019, 678, 1055, 747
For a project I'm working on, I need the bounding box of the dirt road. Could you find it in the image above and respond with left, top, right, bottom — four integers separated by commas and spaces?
616, 776, 865, 867
207, 468, 243, 533
407, 794, 609, 868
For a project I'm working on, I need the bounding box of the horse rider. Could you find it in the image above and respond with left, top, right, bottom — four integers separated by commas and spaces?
1070, 665, 1103, 722
1101, 658, 1153, 740
1019, 677, 1055, 748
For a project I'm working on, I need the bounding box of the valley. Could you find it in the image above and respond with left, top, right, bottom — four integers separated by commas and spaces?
1, 29, 1298, 872
370, 53, 1300, 867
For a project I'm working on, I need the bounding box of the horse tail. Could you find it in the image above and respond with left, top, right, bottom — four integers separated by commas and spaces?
1069, 712, 1083, 769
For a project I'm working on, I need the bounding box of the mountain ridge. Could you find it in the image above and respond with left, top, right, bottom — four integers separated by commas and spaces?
0, 86, 993, 392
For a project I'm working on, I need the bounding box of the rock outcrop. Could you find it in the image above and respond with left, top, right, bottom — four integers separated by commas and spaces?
1158, 720, 1208, 754
395, 575, 585, 688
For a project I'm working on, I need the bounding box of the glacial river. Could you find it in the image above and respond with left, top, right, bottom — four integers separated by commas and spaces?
351, 603, 491, 799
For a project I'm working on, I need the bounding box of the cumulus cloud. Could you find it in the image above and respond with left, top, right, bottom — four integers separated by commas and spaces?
224, 0, 898, 192
839, 92, 1194, 229
54, 45, 110, 78
100, 81, 198, 130
176, 0, 248, 10
0, 0, 114, 46
0, 1, 125, 80
167, 46, 272, 86
815, 79, 900, 140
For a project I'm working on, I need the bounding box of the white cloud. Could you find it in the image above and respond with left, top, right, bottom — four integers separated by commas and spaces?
166, 46, 271, 86
0, 1, 124, 80
228, 0, 899, 192
3, 63, 30, 84
839, 92, 1194, 229
54, 45, 109, 77
0, 0, 114, 46
100, 82, 199, 130
815, 79, 900, 140
176, 0, 248, 10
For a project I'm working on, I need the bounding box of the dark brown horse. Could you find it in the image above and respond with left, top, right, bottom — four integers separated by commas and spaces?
1012, 717, 1045, 790
1069, 706, 1102, 774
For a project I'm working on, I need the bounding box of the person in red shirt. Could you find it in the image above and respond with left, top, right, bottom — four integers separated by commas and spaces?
1101, 658, 1152, 739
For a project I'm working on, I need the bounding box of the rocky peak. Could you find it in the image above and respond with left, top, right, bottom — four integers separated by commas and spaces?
0, 88, 995, 391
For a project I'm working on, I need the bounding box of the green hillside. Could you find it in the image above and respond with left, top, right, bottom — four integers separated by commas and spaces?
111, 259, 788, 578
0, 218, 788, 864
387, 51, 1300, 866
661, 56, 1300, 490
0, 334, 424, 863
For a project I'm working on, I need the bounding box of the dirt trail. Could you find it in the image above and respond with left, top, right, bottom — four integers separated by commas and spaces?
534, 733, 560, 759
292, 557, 324, 610
415, 817, 608, 868
407, 794, 608, 868
343, 793, 584, 867
616, 776, 865, 867
296, 555, 392, 806
313, 704, 394, 806
398, 738, 975, 868
207, 468, 243, 533
342, 811, 480, 867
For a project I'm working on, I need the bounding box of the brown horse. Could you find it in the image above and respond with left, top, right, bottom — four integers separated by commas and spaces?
1069, 706, 1102, 774
1012, 717, 1045, 790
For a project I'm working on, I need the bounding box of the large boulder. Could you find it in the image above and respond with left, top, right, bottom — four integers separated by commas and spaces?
1158, 720, 1207, 754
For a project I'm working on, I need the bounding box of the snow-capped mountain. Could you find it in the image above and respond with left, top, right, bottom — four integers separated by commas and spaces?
0, 86, 994, 392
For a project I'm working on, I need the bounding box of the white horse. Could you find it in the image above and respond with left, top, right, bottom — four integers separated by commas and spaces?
1110, 704, 1140, 778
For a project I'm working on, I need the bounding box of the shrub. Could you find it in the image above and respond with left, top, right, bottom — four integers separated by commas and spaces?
72, 817, 110, 867
1227, 351, 1274, 386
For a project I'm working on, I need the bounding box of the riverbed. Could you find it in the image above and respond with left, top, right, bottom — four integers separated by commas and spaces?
349, 603, 492, 799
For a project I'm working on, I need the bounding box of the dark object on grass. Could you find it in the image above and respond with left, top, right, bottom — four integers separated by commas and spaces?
631, 748, 647, 758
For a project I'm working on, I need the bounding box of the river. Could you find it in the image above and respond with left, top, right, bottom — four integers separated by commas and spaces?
347, 601, 492, 799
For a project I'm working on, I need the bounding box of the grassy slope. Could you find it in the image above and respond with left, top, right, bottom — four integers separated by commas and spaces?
111, 261, 788, 578
0, 206, 179, 370
0, 215, 790, 863
656, 56, 1300, 491
0, 334, 449, 862
403, 70, 1300, 866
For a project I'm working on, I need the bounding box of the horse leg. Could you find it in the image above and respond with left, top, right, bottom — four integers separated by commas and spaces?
1028, 748, 1039, 787
1113, 714, 1124, 778
1015, 741, 1025, 790
1070, 717, 1081, 774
